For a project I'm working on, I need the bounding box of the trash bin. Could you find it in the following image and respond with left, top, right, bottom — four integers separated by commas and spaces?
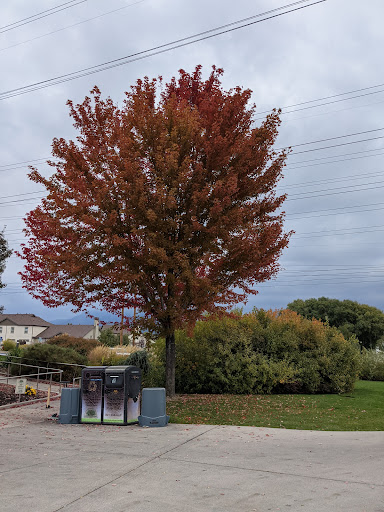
59, 388, 81, 424
80, 366, 107, 424
139, 387, 169, 427
103, 366, 141, 425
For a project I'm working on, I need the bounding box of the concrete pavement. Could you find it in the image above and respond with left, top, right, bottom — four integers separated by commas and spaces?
0, 401, 383, 512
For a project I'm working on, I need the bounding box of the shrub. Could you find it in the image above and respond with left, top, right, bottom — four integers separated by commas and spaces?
2, 339, 16, 351
87, 346, 127, 366
47, 335, 100, 356
360, 350, 384, 381
250, 309, 361, 393
123, 350, 150, 374
15, 343, 87, 381
122, 350, 162, 389
158, 309, 361, 395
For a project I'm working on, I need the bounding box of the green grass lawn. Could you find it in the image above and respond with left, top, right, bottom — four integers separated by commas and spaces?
166, 380, 384, 431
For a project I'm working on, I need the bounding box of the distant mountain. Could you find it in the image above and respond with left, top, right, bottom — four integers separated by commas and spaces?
50, 311, 122, 325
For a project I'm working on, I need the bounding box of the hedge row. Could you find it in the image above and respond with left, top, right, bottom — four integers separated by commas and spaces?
153, 309, 361, 394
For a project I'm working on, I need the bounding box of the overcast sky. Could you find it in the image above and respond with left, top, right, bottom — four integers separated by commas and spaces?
1, 0, 383, 323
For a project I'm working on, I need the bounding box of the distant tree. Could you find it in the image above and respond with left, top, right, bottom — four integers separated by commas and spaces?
98, 328, 119, 347
0, 230, 12, 313
98, 328, 131, 347
19, 66, 291, 396
287, 297, 384, 350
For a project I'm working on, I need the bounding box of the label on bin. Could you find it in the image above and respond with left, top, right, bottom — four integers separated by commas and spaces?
127, 397, 140, 424
81, 378, 103, 423
103, 388, 125, 423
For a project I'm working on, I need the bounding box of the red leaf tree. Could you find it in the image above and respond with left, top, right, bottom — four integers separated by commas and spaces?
19, 66, 291, 396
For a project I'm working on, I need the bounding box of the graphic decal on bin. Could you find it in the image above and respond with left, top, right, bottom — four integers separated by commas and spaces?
80, 366, 107, 424
103, 366, 142, 425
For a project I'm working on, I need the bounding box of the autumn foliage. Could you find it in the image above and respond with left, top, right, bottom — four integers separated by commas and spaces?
19, 66, 291, 395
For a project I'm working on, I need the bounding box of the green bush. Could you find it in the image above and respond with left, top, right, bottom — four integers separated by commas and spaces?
155, 309, 361, 395
123, 349, 164, 389
2, 339, 16, 351
249, 309, 361, 394
359, 350, 384, 381
98, 328, 131, 347
15, 343, 87, 381
47, 335, 100, 356
124, 350, 150, 374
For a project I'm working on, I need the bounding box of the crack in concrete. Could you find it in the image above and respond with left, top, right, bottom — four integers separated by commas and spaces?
160, 456, 384, 488
53, 425, 219, 511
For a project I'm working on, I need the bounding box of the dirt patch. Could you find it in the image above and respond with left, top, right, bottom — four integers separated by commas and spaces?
0, 383, 48, 406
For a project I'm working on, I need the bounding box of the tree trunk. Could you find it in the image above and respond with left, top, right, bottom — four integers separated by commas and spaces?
165, 330, 176, 397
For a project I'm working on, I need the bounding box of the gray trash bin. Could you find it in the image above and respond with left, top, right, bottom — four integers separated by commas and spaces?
138, 387, 169, 427
103, 366, 141, 425
59, 388, 80, 424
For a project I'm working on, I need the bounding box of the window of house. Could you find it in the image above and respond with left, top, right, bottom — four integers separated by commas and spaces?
0, 327, 2, 333
24, 327, 28, 334
11, 327, 14, 333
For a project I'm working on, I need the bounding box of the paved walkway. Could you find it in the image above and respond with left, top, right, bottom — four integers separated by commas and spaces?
0, 401, 383, 512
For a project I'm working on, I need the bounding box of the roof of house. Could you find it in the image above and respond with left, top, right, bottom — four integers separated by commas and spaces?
0, 314, 52, 327
35, 324, 95, 340
101, 324, 131, 335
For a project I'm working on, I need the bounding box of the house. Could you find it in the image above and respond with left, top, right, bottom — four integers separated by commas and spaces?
0, 314, 52, 344
33, 318, 100, 342
0, 314, 100, 344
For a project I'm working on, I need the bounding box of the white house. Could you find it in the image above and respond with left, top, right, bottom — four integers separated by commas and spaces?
0, 314, 100, 344
0, 314, 52, 344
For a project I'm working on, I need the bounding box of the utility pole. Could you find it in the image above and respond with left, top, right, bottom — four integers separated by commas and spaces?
120, 306, 124, 346
132, 302, 136, 347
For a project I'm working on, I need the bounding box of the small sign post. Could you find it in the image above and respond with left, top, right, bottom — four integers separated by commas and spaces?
15, 378, 27, 403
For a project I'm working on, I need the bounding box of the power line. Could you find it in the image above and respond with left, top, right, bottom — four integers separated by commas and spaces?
285, 149, 384, 169
254, 88, 384, 120
255, 83, 384, 116
0, 198, 45, 208
9, 225, 384, 243
295, 224, 384, 236
287, 203, 384, 220
1, 177, 383, 206
278, 127, 384, 150
283, 169, 384, 189
292, 227, 384, 238
290, 135, 384, 155
260, 278, 384, 287
2, 177, 384, 214
0, 158, 50, 168
0, 0, 87, 34
0, 1, 145, 52
0, 191, 44, 201
0, 0, 326, 100
285, 264, 382, 267
2, 126, 383, 172
285, 183, 384, 201
286, 178, 384, 197
290, 239, 384, 248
